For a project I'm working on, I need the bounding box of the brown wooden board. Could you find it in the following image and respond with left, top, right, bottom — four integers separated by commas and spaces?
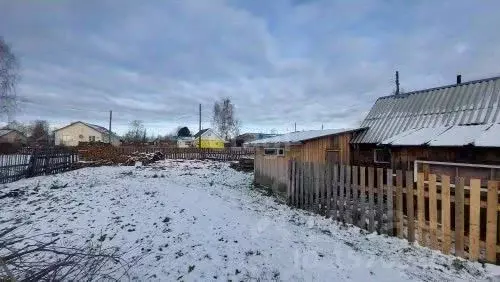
314, 162, 320, 213
429, 174, 438, 250
455, 177, 465, 258
368, 167, 375, 232
345, 165, 352, 224
294, 161, 300, 207
486, 180, 498, 263
326, 163, 332, 218
352, 166, 359, 225
300, 162, 305, 209
469, 178, 481, 261
376, 168, 384, 234
359, 167, 366, 229
441, 175, 451, 255
320, 164, 327, 214
386, 169, 394, 236
406, 171, 415, 243
339, 165, 345, 222
417, 173, 426, 247
396, 170, 403, 238
332, 164, 338, 220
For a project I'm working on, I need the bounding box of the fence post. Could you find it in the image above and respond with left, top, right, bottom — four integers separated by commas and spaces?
376, 168, 384, 234
368, 167, 375, 232
358, 166, 366, 229
454, 177, 465, 258
26, 149, 37, 178
344, 165, 351, 224
406, 171, 415, 243
386, 168, 393, 236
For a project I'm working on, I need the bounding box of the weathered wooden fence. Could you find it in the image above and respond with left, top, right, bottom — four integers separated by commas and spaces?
118, 147, 255, 161
287, 160, 500, 264
0, 148, 78, 184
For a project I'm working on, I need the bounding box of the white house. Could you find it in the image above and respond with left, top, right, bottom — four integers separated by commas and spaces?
54, 121, 121, 146
177, 137, 194, 148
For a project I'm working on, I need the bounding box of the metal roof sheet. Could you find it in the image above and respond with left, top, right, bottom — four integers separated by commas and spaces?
381, 126, 450, 146
430, 124, 490, 146
246, 128, 363, 146
380, 124, 500, 147
474, 124, 500, 147
353, 76, 500, 143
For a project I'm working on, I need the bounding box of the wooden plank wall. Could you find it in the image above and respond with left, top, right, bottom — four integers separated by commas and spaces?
254, 133, 352, 193
287, 160, 500, 264
254, 150, 290, 193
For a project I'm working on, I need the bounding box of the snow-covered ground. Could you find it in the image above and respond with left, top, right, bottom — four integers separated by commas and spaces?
1, 159, 499, 281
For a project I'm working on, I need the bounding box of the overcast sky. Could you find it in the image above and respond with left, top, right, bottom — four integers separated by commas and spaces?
1, 0, 500, 136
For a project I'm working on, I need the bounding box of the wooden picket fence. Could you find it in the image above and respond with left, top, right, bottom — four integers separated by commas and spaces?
118, 147, 255, 161
0, 148, 78, 184
287, 160, 500, 264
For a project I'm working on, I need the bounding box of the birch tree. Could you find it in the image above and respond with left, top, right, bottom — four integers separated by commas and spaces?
0, 37, 19, 119
212, 98, 240, 140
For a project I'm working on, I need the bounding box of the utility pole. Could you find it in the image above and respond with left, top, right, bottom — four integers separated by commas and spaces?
395, 71, 400, 95
108, 110, 112, 144
198, 104, 202, 149
294, 122, 296, 132
321, 124, 324, 130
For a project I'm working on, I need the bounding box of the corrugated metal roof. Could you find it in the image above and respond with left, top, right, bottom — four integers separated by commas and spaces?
474, 124, 500, 147
246, 128, 362, 146
353, 76, 500, 143
380, 124, 500, 147
380, 126, 450, 146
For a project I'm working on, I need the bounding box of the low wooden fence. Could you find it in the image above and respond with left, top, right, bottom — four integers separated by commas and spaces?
0, 148, 78, 184
287, 160, 500, 264
118, 147, 255, 161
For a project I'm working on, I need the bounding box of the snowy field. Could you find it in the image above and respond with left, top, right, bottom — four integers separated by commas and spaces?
1, 159, 500, 281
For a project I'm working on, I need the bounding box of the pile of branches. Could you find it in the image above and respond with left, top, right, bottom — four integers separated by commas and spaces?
123, 152, 164, 166
0, 225, 136, 281
77, 145, 127, 165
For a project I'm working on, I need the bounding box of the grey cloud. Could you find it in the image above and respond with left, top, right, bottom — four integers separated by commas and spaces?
1, 0, 499, 134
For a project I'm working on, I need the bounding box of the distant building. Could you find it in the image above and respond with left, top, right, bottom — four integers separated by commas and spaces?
247, 128, 362, 193
192, 128, 225, 148
233, 133, 280, 147
177, 137, 194, 148
54, 121, 121, 146
0, 129, 27, 145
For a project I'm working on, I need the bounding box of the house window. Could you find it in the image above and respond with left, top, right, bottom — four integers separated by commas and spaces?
374, 148, 391, 163
264, 148, 285, 156
89, 136, 96, 142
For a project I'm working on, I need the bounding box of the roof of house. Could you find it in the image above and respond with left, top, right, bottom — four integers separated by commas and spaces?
0, 129, 14, 137
353, 76, 500, 144
379, 124, 500, 147
235, 133, 280, 141
193, 128, 209, 138
54, 121, 120, 138
247, 128, 362, 146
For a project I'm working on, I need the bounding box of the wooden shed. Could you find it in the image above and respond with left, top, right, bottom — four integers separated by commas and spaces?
352, 75, 500, 182
248, 128, 363, 194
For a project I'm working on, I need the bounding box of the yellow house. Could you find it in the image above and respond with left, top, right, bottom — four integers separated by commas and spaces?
193, 128, 225, 148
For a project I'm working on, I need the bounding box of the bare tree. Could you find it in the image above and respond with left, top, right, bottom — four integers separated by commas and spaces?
4, 120, 29, 136
30, 120, 50, 140
0, 37, 19, 120
212, 98, 240, 140
124, 120, 146, 143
